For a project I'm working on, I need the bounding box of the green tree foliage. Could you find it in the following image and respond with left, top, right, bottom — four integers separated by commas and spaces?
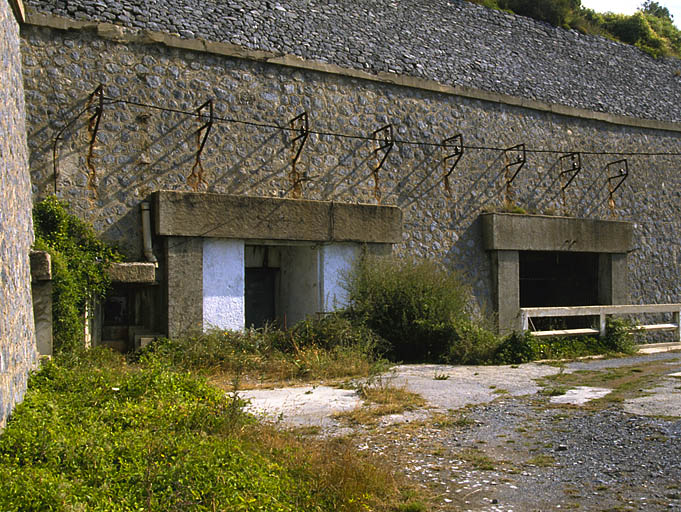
33, 196, 121, 352
467, 0, 681, 58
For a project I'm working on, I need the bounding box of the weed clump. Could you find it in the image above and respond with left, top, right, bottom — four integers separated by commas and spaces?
343, 254, 495, 363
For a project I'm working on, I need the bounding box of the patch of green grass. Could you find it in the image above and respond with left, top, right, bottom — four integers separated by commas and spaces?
458, 448, 497, 471
433, 373, 450, 380
0, 350, 408, 511
527, 455, 556, 468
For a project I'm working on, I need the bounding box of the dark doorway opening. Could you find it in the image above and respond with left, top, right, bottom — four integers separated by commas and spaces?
245, 268, 279, 328
520, 251, 599, 329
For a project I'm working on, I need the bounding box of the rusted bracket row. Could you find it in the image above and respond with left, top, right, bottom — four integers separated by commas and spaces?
289, 112, 309, 198
441, 134, 463, 196
559, 152, 582, 213
606, 158, 628, 213
371, 124, 394, 203
504, 143, 526, 204
86, 84, 104, 196
187, 99, 214, 191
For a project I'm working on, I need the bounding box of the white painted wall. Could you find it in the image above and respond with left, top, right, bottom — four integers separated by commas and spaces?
320, 243, 360, 311
203, 239, 245, 331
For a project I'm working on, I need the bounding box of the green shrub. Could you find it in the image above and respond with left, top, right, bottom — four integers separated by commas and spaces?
447, 320, 502, 365
344, 254, 470, 362
33, 196, 121, 352
494, 330, 538, 364
602, 317, 637, 354
0, 355, 406, 511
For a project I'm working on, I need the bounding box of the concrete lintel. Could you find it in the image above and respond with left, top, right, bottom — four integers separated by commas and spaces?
23, 12, 681, 133
106, 262, 157, 284
154, 191, 402, 244
29, 251, 51, 281
481, 213, 633, 253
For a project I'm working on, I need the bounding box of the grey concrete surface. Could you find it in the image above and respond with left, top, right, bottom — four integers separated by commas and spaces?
240, 351, 681, 431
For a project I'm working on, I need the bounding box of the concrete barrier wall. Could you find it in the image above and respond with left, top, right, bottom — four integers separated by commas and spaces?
0, 0, 37, 428
19, 17, 681, 316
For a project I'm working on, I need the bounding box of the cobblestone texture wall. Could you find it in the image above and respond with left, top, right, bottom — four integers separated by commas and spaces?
1, 0, 37, 429
21, 23, 681, 314
24, 0, 681, 123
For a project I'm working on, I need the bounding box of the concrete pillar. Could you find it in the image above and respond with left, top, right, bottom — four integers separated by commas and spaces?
492, 250, 520, 335
203, 239, 245, 331
598, 253, 629, 305
165, 237, 203, 338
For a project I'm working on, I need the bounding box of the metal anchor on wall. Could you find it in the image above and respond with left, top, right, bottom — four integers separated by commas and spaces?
606, 158, 628, 215
503, 143, 526, 206
187, 99, 214, 191
559, 152, 582, 215
370, 124, 394, 203
288, 111, 309, 198
441, 133, 464, 197
86, 84, 104, 197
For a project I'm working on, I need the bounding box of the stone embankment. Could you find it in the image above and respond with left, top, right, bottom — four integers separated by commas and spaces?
25, 0, 681, 123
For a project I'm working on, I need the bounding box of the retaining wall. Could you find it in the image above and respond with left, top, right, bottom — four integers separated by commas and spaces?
23, 0, 681, 123
20, 18, 681, 316
1, 0, 37, 429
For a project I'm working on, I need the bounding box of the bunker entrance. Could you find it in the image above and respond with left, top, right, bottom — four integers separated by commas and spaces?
520, 251, 599, 330
244, 244, 319, 329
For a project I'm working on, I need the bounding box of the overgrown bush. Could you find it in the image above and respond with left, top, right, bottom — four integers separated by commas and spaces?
138, 313, 387, 382
33, 196, 121, 352
343, 254, 491, 362
447, 320, 503, 365
0, 351, 407, 511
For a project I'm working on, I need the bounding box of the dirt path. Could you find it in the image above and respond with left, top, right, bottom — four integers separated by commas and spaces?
241, 349, 681, 511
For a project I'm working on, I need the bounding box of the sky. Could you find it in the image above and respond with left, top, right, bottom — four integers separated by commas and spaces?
581, 0, 681, 27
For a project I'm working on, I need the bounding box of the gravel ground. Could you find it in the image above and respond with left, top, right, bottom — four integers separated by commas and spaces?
244, 350, 681, 511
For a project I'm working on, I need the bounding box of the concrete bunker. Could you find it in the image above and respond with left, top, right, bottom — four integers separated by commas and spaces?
482, 213, 633, 333
155, 191, 402, 337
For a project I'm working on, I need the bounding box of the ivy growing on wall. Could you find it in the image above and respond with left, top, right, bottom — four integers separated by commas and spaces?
33, 196, 122, 353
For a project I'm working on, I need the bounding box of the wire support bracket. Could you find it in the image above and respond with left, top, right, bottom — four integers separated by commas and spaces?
86, 85, 104, 196
371, 124, 394, 203
606, 158, 628, 214
288, 111, 309, 198
559, 152, 582, 214
504, 143, 526, 205
441, 134, 464, 196
188, 99, 214, 191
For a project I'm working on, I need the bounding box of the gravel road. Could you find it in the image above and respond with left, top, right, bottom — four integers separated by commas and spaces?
242, 349, 681, 511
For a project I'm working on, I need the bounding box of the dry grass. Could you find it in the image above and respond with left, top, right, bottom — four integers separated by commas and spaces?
334, 380, 427, 425
245, 423, 415, 511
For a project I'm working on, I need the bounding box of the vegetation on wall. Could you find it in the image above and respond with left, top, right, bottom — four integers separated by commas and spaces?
468, 0, 681, 58
33, 196, 121, 353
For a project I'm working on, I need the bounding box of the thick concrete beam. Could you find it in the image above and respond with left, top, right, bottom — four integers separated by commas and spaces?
107, 262, 157, 284
154, 191, 402, 244
481, 213, 633, 253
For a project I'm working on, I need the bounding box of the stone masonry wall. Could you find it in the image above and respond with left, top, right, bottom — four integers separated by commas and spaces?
24, 0, 681, 123
0, 0, 37, 429
20, 22, 681, 315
